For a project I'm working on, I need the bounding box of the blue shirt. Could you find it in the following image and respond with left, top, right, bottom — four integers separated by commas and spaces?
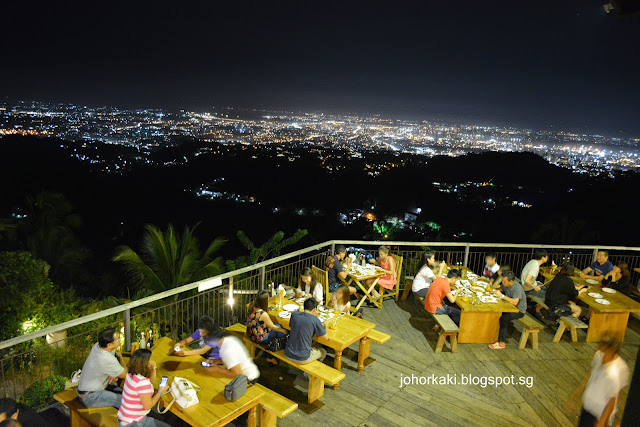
589, 260, 613, 277
190, 330, 220, 359
285, 311, 326, 361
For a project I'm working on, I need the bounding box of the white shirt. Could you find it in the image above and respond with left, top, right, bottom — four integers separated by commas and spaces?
412, 265, 436, 292
219, 336, 260, 381
582, 350, 629, 424
297, 280, 324, 305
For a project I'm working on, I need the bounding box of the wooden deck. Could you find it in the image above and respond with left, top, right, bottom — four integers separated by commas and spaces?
256, 297, 638, 427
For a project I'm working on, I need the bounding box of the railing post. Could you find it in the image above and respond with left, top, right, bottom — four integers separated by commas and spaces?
463, 244, 470, 268
259, 265, 266, 291
331, 242, 335, 256
592, 248, 599, 263
123, 308, 131, 353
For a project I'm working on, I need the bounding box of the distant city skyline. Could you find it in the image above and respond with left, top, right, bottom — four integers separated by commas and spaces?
1, 1, 639, 135
2, 99, 638, 178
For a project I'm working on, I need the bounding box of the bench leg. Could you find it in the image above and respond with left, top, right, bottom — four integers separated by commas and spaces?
259, 406, 278, 427
359, 336, 371, 367
553, 322, 567, 343
518, 330, 530, 350
449, 333, 458, 353
333, 349, 342, 390
70, 409, 92, 427
570, 326, 578, 343
531, 330, 539, 350
435, 332, 446, 354
248, 405, 257, 427
308, 376, 325, 403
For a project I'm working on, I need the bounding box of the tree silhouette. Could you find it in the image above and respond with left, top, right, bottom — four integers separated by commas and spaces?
113, 224, 226, 293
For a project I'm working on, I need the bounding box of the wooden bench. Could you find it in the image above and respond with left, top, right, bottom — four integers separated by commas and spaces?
253, 383, 298, 427
72, 408, 118, 427
54, 387, 117, 427
430, 313, 459, 353
359, 329, 391, 361
225, 324, 345, 404
516, 315, 544, 350
553, 315, 588, 343
528, 295, 548, 310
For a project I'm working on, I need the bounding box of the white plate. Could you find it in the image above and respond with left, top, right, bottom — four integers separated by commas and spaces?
601, 288, 616, 294
295, 297, 306, 303
595, 298, 610, 305
282, 304, 300, 312
588, 292, 603, 298
586, 279, 599, 285
277, 311, 292, 318
480, 296, 497, 303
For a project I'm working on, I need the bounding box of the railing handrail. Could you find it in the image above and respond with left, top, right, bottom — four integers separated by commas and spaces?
3, 239, 640, 350
0, 240, 334, 350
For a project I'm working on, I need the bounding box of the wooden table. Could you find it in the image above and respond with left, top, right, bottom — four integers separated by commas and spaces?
452, 282, 521, 343
345, 268, 386, 310
443, 265, 521, 343
151, 337, 264, 427
540, 269, 640, 342
267, 297, 375, 387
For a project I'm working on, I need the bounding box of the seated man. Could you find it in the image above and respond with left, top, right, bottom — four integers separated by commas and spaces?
77, 328, 127, 408
579, 250, 614, 283
0, 398, 48, 427
424, 269, 462, 325
482, 252, 500, 282
174, 316, 220, 362
520, 249, 549, 298
489, 270, 527, 350
324, 244, 356, 294
285, 298, 329, 364
203, 326, 260, 383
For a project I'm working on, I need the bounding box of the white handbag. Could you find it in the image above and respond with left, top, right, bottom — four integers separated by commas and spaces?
158, 376, 201, 413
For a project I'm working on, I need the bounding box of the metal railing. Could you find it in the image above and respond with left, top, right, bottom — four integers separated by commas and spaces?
2, 240, 640, 408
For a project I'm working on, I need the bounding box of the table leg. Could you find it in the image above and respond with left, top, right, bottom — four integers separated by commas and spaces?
248, 405, 257, 427
333, 349, 342, 389
354, 278, 382, 311
586, 312, 629, 343
358, 336, 370, 371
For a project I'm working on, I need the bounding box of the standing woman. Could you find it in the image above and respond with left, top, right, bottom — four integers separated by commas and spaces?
601, 261, 631, 296
246, 290, 287, 365
367, 246, 397, 299
117, 349, 170, 427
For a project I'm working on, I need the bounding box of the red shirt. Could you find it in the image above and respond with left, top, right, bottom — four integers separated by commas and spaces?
424, 277, 451, 313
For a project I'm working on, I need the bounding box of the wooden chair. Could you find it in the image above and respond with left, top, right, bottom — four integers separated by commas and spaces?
312, 265, 329, 303
378, 254, 403, 304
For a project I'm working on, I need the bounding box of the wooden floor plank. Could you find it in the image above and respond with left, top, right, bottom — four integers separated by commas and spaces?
263, 299, 636, 427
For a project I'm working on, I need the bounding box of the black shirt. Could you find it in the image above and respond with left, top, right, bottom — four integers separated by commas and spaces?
602, 275, 631, 296
17, 402, 49, 427
545, 275, 578, 307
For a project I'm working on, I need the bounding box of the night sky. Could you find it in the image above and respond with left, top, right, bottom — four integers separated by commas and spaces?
2, 0, 639, 135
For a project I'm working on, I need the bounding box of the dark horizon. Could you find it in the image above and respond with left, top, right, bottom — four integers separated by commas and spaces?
2, 1, 640, 136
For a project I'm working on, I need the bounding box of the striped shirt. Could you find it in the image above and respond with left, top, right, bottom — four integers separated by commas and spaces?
117, 373, 154, 424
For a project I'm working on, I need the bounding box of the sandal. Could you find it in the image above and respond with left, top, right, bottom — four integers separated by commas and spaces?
488, 342, 505, 350
266, 357, 278, 366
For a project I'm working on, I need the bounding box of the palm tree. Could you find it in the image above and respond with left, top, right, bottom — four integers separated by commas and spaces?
113, 224, 226, 293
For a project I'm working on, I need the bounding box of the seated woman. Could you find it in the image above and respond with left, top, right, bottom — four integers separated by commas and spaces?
411, 251, 444, 298
296, 267, 324, 305
366, 245, 397, 299
601, 261, 631, 296
246, 290, 287, 365
329, 284, 363, 318
544, 263, 588, 320
117, 349, 171, 427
